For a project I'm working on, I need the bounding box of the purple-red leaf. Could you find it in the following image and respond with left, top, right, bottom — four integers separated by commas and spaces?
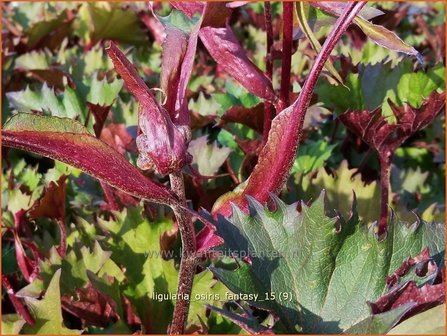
195, 213, 224, 254
211, 2, 367, 218
339, 91, 446, 160
87, 102, 112, 138
29, 175, 68, 256
99, 123, 136, 155
161, 26, 189, 118
199, 25, 276, 101
170, 1, 231, 27
2, 113, 177, 206
168, 20, 201, 127
170, 1, 204, 18
61, 283, 119, 327
162, 2, 233, 130
2, 274, 35, 326
370, 248, 445, 322
106, 41, 191, 176
12, 210, 39, 283
219, 103, 265, 134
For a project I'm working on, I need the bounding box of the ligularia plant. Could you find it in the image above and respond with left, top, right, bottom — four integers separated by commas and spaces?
2, 1, 445, 334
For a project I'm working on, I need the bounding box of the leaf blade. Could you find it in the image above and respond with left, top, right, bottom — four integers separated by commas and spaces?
211, 194, 445, 333
354, 17, 420, 58
199, 26, 276, 101
2, 113, 177, 205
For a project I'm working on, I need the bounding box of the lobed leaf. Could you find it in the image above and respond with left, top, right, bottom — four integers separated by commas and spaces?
2, 113, 177, 206
210, 193, 445, 333
370, 248, 445, 322
339, 91, 446, 159
22, 270, 81, 334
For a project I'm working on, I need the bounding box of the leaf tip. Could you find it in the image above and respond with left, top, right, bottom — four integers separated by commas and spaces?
416, 52, 425, 65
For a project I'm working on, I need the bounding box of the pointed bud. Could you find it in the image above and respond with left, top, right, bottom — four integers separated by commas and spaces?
105, 41, 191, 176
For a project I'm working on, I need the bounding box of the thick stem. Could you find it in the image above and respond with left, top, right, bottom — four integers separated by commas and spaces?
242, 2, 367, 202
263, 1, 275, 142
279, 1, 294, 112
169, 255, 197, 334
169, 171, 197, 334
378, 155, 391, 240
264, 1, 274, 80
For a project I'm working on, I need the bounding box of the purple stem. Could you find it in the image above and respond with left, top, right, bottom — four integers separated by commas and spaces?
263, 1, 275, 142
279, 1, 294, 111
242, 2, 367, 203
169, 171, 196, 334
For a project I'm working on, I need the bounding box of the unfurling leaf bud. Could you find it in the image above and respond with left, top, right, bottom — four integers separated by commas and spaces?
105, 41, 191, 176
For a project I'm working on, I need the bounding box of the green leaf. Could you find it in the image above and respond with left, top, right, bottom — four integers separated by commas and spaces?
22, 269, 81, 334
1, 315, 26, 335
293, 160, 380, 225
316, 61, 445, 116
188, 136, 232, 176
14, 50, 52, 70
292, 139, 336, 175
158, 8, 201, 32
396, 64, 446, 108
19, 241, 123, 298
188, 92, 221, 117
388, 304, 446, 335
207, 303, 272, 334
78, 3, 147, 45
211, 192, 445, 333
354, 17, 420, 58
295, 2, 343, 84
6, 84, 84, 119
98, 206, 227, 333
25, 9, 69, 49
86, 73, 123, 106
345, 303, 415, 334
7, 84, 65, 117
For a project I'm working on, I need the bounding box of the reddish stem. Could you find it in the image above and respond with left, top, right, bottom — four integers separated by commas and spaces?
2, 274, 35, 325
263, 1, 275, 142
378, 155, 391, 240
244, 2, 367, 204
279, 1, 294, 112
100, 181, 120, 211
169, 171, 197, 334
56, 218, 67, 257
225, 159, 240, 185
